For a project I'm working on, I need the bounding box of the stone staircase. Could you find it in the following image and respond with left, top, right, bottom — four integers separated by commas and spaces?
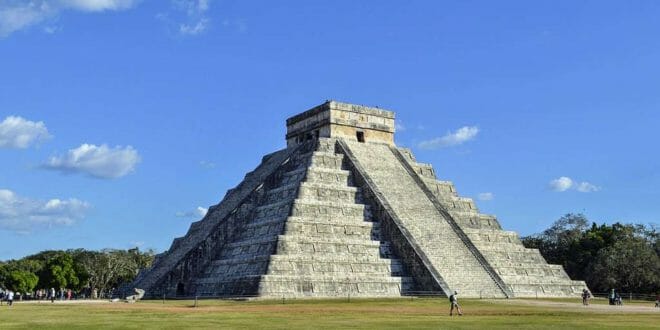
192, 138, 413, 297
129, 146, 302, 297
396, 147, 586, 297
343, 140, 506, 298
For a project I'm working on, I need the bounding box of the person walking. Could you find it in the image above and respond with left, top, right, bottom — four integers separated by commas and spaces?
582, 289, 591, 306
449, 291, 463, 316
7, 290, 14, 306
50, 288, 55, 303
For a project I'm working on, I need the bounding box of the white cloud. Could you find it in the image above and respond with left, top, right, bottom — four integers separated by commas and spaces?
179, 17, 208, 35
549, 176, 573, 192
44, 143, 140, 179
160, 0, 211, 36
0, 188, 90, 233
0, 116, 51, 148
549, 176, 600, 193
0, 0, 139, 38
175, 206, 208, 218
477, 192, 494, 201
417, 126, 479, 150
60, 0, 139, 12
575, 181, 600, 193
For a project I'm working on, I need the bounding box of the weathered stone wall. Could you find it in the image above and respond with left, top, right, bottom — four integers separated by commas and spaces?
395, 146, 588, 297
286, 101, 395, 146
341, 140, 506, 298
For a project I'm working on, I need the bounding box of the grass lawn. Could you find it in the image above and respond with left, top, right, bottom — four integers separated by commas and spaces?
0, 297, 658, 329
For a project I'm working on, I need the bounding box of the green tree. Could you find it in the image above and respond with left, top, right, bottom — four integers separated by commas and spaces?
523, 214, 659, 293
7, 270, 38, 294
587, 237, 660, 293
39, 252, 79, 290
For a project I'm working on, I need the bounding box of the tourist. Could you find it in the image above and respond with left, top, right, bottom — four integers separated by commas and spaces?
582, 289, 591, 306
449, 291, 463, 316
615, 293, 622, 306
7, 290, 14, 306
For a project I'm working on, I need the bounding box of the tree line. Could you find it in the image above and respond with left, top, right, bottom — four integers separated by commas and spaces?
0, 248, 154, 299
522, 214, 659, 294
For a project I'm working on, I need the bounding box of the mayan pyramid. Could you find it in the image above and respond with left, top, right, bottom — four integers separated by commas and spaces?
130, 101, 586, 298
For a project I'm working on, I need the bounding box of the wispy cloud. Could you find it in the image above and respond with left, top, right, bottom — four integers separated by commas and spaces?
549, 176, 600, 193
477, 192, 494, 201
199, 160, 216, 169
158, 0, 211, 36
0, 0, 140, 38
395, 120, 406, 132
175, 206, 208, 218
43, 143, 140, 179
0, 116, 51, 148
575, 181, 600, 193
0, 188, 90, 233
417, 126, 479, 150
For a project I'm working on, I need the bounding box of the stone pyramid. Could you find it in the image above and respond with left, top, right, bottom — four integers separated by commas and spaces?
130, 101, 587, 298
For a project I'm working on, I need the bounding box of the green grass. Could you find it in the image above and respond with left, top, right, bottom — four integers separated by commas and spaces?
0, 298, 658, 329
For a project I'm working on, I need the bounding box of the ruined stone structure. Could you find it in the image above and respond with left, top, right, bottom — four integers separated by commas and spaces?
130, 101, 586, 298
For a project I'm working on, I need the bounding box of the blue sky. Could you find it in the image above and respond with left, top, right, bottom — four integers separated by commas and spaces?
1, 1, 659, 260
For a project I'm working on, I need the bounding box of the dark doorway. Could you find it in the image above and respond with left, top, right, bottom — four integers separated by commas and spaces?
356, 131, 365, 143
176, 282, 185, 296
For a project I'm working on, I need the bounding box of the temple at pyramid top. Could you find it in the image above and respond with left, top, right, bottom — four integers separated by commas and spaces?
286, 101, 396, 147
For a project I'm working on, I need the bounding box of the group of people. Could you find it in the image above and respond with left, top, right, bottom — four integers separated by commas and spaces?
0, 290, 15, 306
608, 289, 624, 306
1, 287, 77, 304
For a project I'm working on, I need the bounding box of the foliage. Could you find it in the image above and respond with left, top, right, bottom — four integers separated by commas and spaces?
522, 213, 660, 293
38, 252, 80, 290
0, 248, 155, 295
7, 270, 39, 293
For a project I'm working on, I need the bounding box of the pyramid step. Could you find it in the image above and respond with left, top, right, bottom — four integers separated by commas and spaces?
241, 216, 380, 241
196, 258, 270, 281
267, 258, 405, 276
253, 200, 293, 221
308, 151, 344, 170
219, 236, 279, 259
297, 182, 360, 203
315, 138, 338, 153
258, 274, 414, 297
268, 253, 393, 264
276, 235, 384, 256
283, 218, 379, 240
277, 234, 382, 246
285, 215, 376, 226
303, 167, 351, 185
264, 183, 300, 204
280, 168, 307, 185
291, 200, 369, 218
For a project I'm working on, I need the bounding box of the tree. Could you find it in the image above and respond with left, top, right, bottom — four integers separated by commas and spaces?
522, 214, 660, 293
78, 249, 151, 297
38, 252, 79, 290
587, 238, 660, 293
7, 270, 38, 295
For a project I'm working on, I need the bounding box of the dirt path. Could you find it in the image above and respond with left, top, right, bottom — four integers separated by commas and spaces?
498, 299, 659, 314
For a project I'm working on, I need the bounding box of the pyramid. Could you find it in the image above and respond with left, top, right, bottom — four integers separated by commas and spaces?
130, 101, 587, 298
